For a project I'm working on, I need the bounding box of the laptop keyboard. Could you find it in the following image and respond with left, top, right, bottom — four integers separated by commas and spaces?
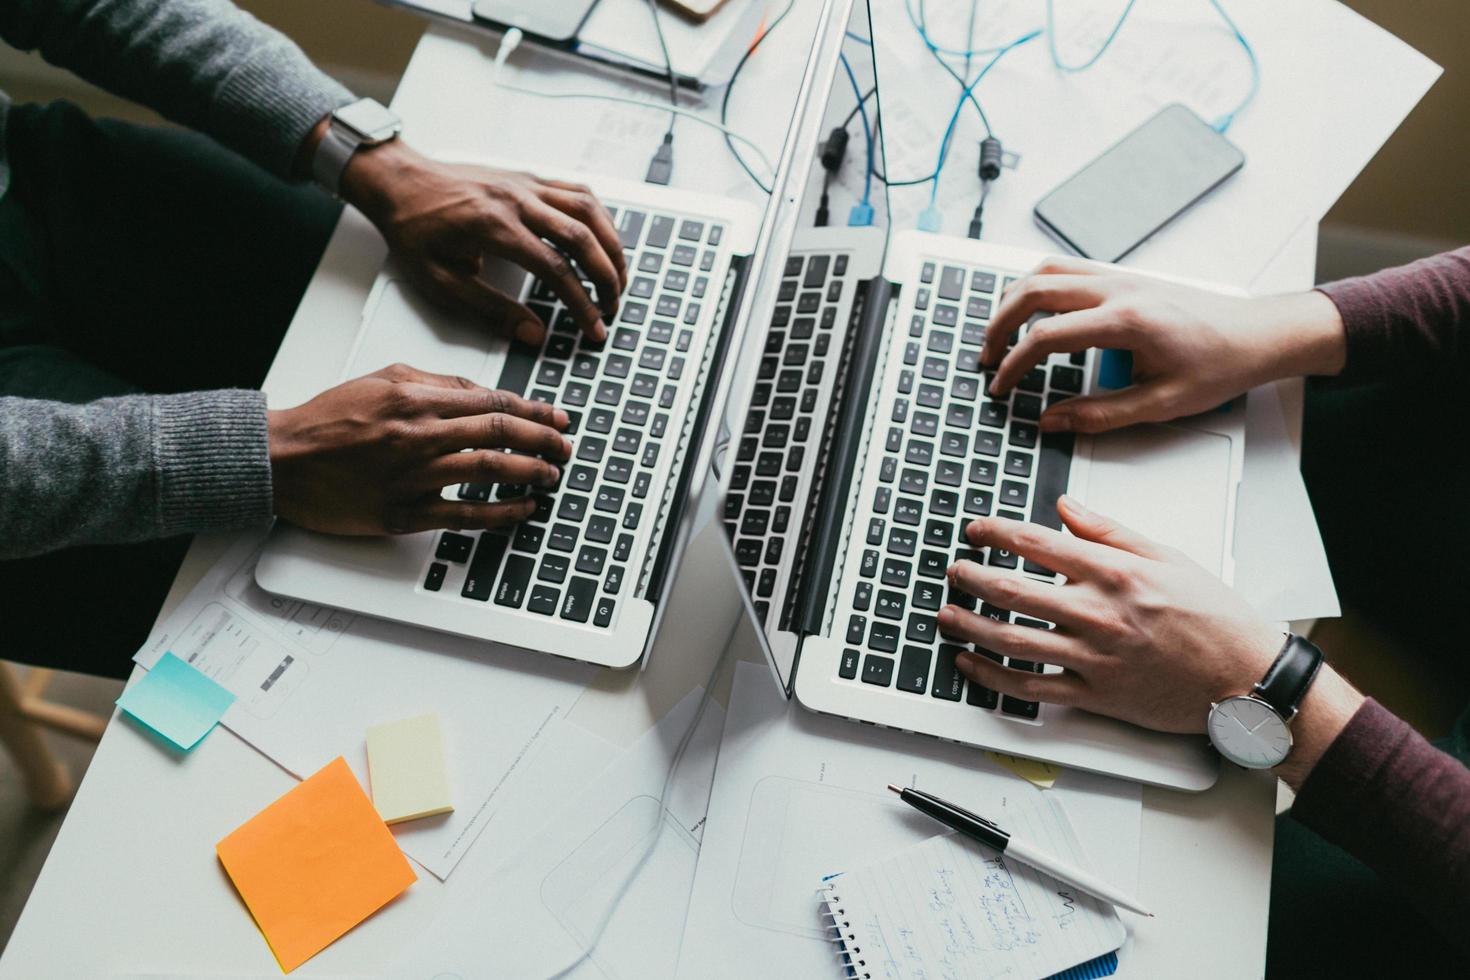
722, 251, 857, 629
837, 259, 1083, 722
418, 205, 727, 630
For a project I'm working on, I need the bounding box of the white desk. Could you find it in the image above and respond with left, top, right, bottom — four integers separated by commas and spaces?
1, 17, 1313, 978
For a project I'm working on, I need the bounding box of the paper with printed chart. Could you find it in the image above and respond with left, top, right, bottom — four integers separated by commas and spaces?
677, 662, 1141, 978
844, 0, 1438, 289
134, 528, 610, 880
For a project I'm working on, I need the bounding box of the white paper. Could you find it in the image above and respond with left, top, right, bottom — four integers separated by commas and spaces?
388, 687, 726, 979
818, 797, 1125, 980
677, 662, 1142, 978
134, 530, 613, 880
859, 0, 1438, 289
1232, 382, 1340, 621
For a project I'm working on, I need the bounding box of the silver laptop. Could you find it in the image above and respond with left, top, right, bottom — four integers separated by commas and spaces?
710, 0, 1244, 791
254, 0, 853, 670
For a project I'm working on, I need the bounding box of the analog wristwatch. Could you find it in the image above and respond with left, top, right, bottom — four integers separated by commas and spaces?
1206, 633, 1324, 770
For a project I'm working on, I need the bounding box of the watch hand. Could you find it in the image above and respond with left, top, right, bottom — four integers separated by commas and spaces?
1248, 715, 1272, 733
1231, 715, 1254, 736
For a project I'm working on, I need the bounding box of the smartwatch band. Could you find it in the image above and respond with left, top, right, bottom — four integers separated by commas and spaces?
311, 123, 360, 198
1252, 633, 1324, 722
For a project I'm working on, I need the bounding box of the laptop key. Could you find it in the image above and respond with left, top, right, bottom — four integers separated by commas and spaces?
614, 534, 634, 563
881, 559, 910, 589
897, 645, 931, 694
538, 554, 569, 583
917, 550, 948, 579
862, 655, 895, 687
461, 533, 508, 601
869, 622, 900, 653
494, 555, 534, 608
847, 614, 867, 645
906, 613, 937, 644
932, 644, 965, 700
604, 565, 624, 595
528, 585, 560, 616
436, 532, 474, 563
576, 546, 607, 576
594, 596, 616, 627
496, 340, 539, 398
938, 265, 965, 301
839, 648, 861, 680
560, 576, 597, 622
424, 563, 447, 592
512, 524, 545, 553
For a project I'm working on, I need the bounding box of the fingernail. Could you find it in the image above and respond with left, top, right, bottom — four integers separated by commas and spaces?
542, 466, 561, 487
594, 320, 608, 342
946, 563, 959, 580
517, 320, 545, 345
561, 437, 574, 457
937, 606, 955, 626
1040, 412, 1072, 432
965, 518, 984, 540
1059, 493, 1089, 518
553, 409, 570, 429
955, 651, 976, 671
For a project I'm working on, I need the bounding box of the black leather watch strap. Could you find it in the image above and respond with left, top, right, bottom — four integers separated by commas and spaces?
1253, 633, 1324, 722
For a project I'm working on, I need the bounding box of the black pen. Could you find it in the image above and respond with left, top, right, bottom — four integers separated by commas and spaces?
887, 784, 1153, 917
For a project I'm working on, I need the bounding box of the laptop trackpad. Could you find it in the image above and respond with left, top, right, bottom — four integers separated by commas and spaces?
1081, 424, 1232, 577
348, 278, 503, 383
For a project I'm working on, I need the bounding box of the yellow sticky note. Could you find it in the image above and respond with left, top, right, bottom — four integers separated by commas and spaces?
366, 713, 454, 824
216, 757, 417, 973
985, 751, 1061, 789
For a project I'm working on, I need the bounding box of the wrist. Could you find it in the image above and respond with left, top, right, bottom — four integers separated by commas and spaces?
1245, 291, 1348, 384
1273, 663, 1364, 790
337, 138, 427, 223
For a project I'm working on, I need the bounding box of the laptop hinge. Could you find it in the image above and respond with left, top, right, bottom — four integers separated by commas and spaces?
643, 253, 751, 603
796, 276, 896, 637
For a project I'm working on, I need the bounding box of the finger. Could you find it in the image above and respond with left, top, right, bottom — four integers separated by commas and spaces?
385, 496, 537, 534
1056, 494, 1170, 561
540, 186, 627, 291
937, 605, 1091, 670
953, 649, 1089, 708
412, 449, 562, 494
433, 411, 574, 461
422, 264, 549, 346
524, 199, 622, 325
964, 515, 1108, 581
946, 561, 1091, 629
410, 384, 568, 430
1039, 382, 1184, 434
506, 229, 607, 342
980, 275, 1117, 368
369, 363, 480, 390
990, 308, 1126, 395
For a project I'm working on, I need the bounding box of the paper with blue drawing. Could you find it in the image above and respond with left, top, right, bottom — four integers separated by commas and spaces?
819, 796, 1124, 980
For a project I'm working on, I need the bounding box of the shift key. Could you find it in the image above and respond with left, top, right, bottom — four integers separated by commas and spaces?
461, 532, 509, 600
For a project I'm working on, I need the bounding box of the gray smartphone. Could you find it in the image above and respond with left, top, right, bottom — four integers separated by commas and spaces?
1033, 103, 1245, 262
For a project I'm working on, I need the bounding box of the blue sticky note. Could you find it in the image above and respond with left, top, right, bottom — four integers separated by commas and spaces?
116, 652, 236, 751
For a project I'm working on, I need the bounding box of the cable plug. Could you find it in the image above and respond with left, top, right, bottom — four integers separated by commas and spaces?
815, 191, 831, 228
966, 202, 984, 240
978, 136, 1003, 181
848, 202, 874, 227
645, 132, 674, 186
494, 27, 524, 77
917, 207, 943, 232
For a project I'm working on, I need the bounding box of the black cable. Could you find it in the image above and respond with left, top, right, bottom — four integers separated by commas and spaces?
841, 85, 878, 129
720, 0, 796, 194
643, 0, 679, 184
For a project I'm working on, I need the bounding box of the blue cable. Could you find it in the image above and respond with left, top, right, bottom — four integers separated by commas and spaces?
903, 0, 1011, 60
1044, 0, 1140, 73
926, 30, 1041, 211
844, 31, 872, 46
838, 51, 875, 225
1205, 0, 1259, 132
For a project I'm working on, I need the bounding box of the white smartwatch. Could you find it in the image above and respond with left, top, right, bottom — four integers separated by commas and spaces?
311, 97, 403, 197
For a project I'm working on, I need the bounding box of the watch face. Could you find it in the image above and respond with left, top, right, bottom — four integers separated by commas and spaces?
1207, 696, 1292, 769
335, 99, 401, 143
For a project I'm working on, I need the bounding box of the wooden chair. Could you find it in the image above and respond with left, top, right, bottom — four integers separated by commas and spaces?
0, 662, 108, 809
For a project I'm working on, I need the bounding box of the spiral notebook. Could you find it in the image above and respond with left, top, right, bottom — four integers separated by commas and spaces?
818, 795, 1125, 980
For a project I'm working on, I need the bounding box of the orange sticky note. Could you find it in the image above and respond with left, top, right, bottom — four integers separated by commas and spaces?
216, 757, 417, 973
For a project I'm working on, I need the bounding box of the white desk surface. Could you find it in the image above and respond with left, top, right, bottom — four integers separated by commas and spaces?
0, 17, 1321, 979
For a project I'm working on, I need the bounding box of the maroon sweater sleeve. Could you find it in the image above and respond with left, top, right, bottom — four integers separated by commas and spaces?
1289, 698, 1470, 949
1315, 246, 1470, 384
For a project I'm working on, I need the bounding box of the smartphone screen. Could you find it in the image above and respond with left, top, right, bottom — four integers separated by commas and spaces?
1033, 104, 1244, 262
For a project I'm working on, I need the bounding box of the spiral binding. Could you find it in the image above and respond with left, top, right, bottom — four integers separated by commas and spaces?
818, 884, 872, 980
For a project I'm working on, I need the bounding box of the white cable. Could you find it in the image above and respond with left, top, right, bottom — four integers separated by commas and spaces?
492, 27, 777, 184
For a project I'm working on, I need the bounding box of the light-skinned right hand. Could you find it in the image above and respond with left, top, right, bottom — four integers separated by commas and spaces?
267, 363, 571, 535
980, 257, 1348, 434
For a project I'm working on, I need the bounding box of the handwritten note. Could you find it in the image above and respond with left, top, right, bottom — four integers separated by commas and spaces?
818, 796, 1123, 979
216, 757, 417, 973
115, 652, 235, 750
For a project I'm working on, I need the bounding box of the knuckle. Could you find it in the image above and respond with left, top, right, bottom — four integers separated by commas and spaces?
485, 414, 510, 444
989, 575, 1024, 606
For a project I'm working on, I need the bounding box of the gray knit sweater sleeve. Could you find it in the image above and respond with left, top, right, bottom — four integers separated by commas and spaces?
0, 0, 354, 177
0, 391, 274, 559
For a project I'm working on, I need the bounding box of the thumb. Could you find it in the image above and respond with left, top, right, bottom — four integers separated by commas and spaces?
1056, 495, 1167, 561
1040, 383, 1176, 434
